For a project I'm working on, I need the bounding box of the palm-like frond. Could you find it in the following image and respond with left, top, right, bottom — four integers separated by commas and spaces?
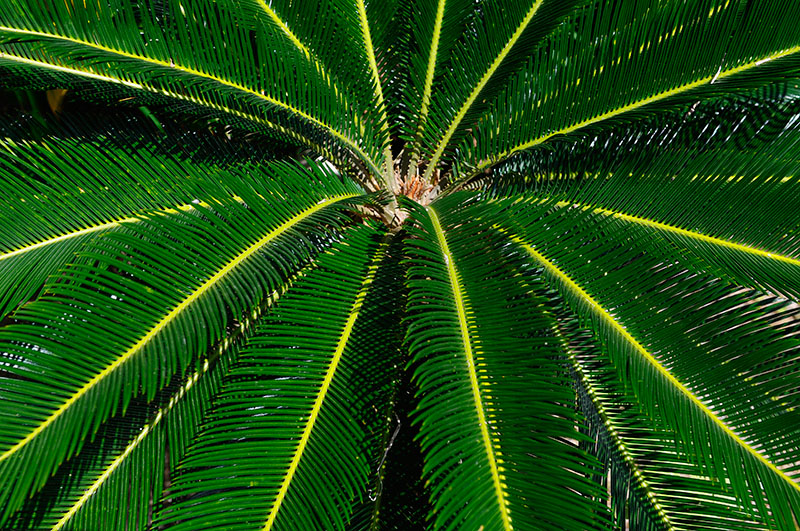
0, 0, 388, 176
1, 0, 800, 529
402, 198, 608, 529
154, 225, 403, 530
414, 0, 582, 183
566, 323, 777, 530
0, 110, 274, 322
0, 151, 365, 518
453, 0, 800, 186
459, 192, 800, 528
476, 95, 800, 302
10, 340, 239, 531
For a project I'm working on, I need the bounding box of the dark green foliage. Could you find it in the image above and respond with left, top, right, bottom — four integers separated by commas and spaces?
1, 1, 800, 529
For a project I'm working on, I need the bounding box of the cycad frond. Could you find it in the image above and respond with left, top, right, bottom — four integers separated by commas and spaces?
0, 162, 364, 519
454, 1, 800, 185
565, 323, 774, 530
155, 225, 403, 530
473, 96, 800, 301
465, 194, 800, 528
417, 0, 581, 183
0, 0, 387, 175
402, 198, 608, 529
10, 342, 236, 530
8, 257, 303, 530
0, 110, 275, 322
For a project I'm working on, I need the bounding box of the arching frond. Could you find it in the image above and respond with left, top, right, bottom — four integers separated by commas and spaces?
418, 0, 581, 182
0, 162, 365, 521
469, 96, 800, 301
453, 0, 800, 186
6, 257, 305, 530
0, 110, 279, 323
0, 0, 388, 176
402, 198, 608, 530
454, 193, 800, 528
154, 225, 403, 531
564, 323, 774, 530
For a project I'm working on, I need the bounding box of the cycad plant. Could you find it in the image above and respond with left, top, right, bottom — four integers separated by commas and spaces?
1, 0, 799, 529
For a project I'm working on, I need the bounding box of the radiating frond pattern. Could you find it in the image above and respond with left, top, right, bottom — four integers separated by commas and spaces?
1, 1, 800, 529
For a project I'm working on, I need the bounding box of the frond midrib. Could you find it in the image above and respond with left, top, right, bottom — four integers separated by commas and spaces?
468, 45, 800, 178
500, 226, 800, 497
262, 241, 388, 530
0, 202, 201, 262
0, 50, 349, 169
0, 26, 381, 175
512, 195, 800, 268
0, 194, 357, 464
49, 272, 299, 531
558, 325, 675, 531
422, 0, 545, 183
427, 205, 513, 531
